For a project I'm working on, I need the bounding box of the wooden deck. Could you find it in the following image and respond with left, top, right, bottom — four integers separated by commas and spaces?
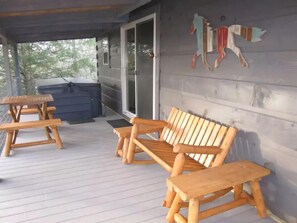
0, 110, 277, 223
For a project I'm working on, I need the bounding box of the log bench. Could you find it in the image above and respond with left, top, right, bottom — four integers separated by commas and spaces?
166, 161, 270, 223
127, 107, 238, 207
0, 119, 63, 157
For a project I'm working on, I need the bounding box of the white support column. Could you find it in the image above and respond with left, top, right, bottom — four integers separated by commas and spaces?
0, 32, 14, 96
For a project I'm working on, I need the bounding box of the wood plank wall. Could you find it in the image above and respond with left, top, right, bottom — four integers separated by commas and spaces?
97, 30, 122, 113
159, 0, 297, 222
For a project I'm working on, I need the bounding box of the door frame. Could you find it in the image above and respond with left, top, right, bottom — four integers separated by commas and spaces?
120, 13, 159, 119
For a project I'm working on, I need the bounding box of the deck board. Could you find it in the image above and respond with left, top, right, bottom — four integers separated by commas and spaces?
0, 111, 276, 223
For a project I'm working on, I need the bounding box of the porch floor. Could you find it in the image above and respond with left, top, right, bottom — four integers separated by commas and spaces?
0, 109, 276, 223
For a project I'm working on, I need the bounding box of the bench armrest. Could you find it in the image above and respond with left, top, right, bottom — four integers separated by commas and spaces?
173, 144, 222, 154
130, 117, 168, 127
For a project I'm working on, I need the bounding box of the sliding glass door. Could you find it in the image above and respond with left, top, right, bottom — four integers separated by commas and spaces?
121, 15, 156, 119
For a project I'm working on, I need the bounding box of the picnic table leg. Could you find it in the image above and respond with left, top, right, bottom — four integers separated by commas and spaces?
38, 103, 52, 140
3, 131, 13, 157
188, 198, 200, 223
10, 105, 23, 144
51, 126, 63, 149
166, 194, 183, 223
250, 179, 267, 217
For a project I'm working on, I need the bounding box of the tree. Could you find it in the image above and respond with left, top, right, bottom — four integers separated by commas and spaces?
18, 38, 97, 94
0, 45, 5, 97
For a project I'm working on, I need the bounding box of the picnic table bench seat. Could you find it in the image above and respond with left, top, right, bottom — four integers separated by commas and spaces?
7, 106, 56, 119
0, 119, 63, 157
127, 107, 238, 207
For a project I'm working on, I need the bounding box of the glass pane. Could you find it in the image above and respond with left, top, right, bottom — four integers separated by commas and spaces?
136, 19, 154, 119
126, 28, 136, 114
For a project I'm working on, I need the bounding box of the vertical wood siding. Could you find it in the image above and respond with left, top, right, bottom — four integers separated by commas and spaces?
97, 30, 122, 113
159, 0, 297, 222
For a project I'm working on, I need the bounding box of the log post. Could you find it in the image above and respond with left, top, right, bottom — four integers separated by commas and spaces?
251, 179, 267, 217
163, 153, 185, 208
166, 194, 183, 223
127, 124, 138, 163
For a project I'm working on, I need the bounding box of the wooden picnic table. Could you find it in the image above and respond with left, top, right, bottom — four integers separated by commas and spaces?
0, 94, 54, 121
0, 94, 64, 157
1, 94, 54, 141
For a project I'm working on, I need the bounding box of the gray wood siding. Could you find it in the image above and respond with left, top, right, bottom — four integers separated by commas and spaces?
97, 30, 122, 113
159, 0, 297, 222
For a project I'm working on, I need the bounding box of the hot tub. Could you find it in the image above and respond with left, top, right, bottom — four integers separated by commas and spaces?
36, 78, 102, 121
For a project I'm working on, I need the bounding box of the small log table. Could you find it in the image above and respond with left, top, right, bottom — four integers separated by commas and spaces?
166, 160, 270, 223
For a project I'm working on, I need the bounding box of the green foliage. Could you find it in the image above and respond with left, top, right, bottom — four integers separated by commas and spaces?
0, 45, 4, 77
0, 45, 6, 97
18, 38, 96, 80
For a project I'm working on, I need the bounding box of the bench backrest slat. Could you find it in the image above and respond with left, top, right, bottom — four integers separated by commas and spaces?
212, 127, 238, 167
190, 121, 214, 161
176, 114, 196, 145
182, 116, 200, 145
187, 117, 203, 145
163, 110, 182, 143
159, 107, 237, 168
168, 111, 187, 144
170, 112, 191, 145
203, 125, 228, 167
160, 107, 179, 140
197, 123, 222, 165
194, 120, 210, 146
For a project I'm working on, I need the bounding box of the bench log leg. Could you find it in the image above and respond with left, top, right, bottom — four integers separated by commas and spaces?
127, 142, 136, 163
12, 129, 19, 144
234, 184, 243, 200
51, 126, 63, 149
166, 194, 183, 223
115, 137, 124, 157
163, 153, 185, 208
174, 214, 187, 223
3, 131, 13, 157
251, 179, 267, 217
122, 138, 129, 164
127, 125, 138, 163
188, 198, 200, 223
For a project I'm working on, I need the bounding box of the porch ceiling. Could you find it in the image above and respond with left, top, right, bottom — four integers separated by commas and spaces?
0, 0, 152, 43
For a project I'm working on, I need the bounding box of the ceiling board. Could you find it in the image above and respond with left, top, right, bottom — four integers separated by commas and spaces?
0, 0, 152, 43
